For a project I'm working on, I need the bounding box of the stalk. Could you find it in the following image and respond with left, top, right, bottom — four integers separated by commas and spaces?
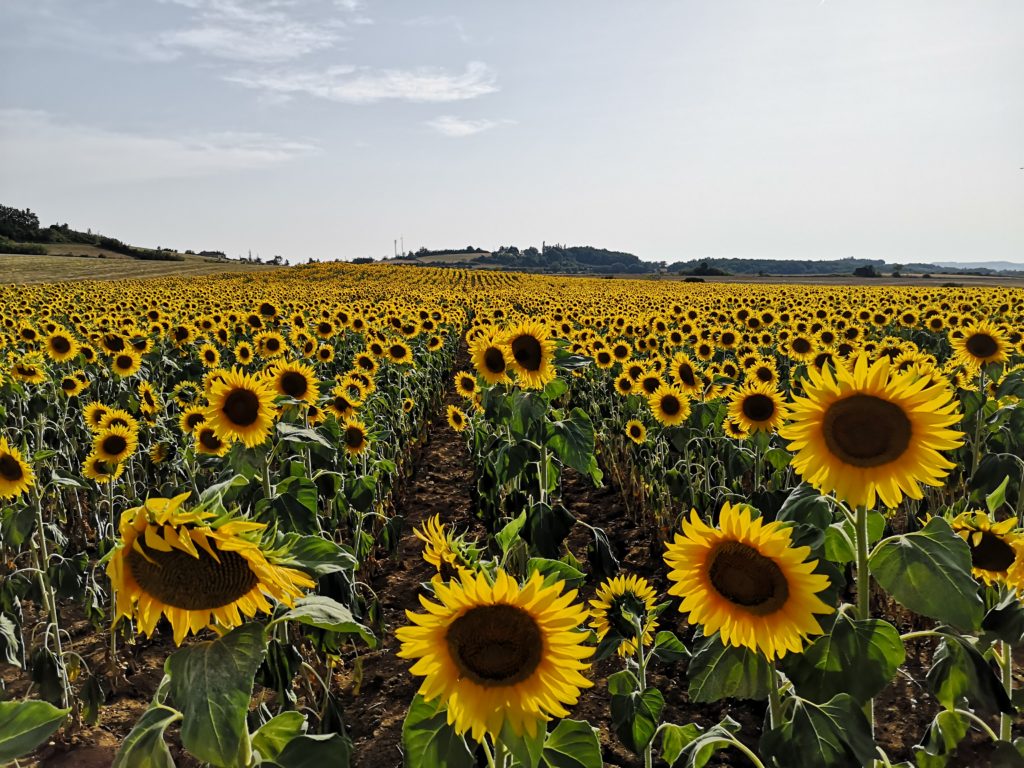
32, 489, 70, 708
855, 504, 874, 732
768, 662, 782, 731
971, 368, 986, 476
1000, 641, 1013, 741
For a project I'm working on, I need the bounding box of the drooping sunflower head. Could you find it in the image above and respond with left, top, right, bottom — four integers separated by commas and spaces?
779, 355, 964, 509
664, 502, 834, 660
106, 493, 315, 645
414, 514, 473, 583
502, 321, 556, 389
396, 569, 593, 741
0, 437, 35, 499
205, 368, 277, 448
950, 511, 1024, 591
648, 384, 691, 427
589, 574, 659, 657
728, 381, 788, 434
625, 419, 647, 445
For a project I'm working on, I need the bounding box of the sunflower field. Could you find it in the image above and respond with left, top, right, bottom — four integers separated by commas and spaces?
0, 264, 1022, 768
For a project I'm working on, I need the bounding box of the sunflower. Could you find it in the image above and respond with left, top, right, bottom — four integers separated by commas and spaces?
93, 426, 139, 464
723, 418, 751, 440
950, 320, 1010, 370
45, 331, 79, 363
271, 360, 320, 404
325, 386, 361, 422
194, 425, 231, 457
106, 493, 314, 645
10, 357, 46, 384
82, 453, 124, 484
137, 382, 160, 415
110, 350, 143, 378
589, 574, 659, 657
664, 502, 833, 660
179, 406, 207, 435
728, 381, 788, 434
502, 321, 556, 389
198, 343, 221, 369
386, 341, 413, 365
84, 402, 111, 431
59, 374, 87, 397
341, 418, 370, 455
100, 409, 139, 434
149, 442, 170, 465
453, 371, 478, 399
414, 514, 472, 583
234, 341, 255, 365
0, 437, 35, 499
780, 355, 964, 509
648, 384, 691, 427
950, 511, 1024, 592
205, 368, 277, 448
625, 420, 647, 445
447, 405, 468, 432
255, 331, 287, 359
669, 353, 703, 394
396, 569, 593, 741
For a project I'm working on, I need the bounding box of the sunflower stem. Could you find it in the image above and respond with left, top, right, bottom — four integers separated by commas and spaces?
1000, 641, 1013, 741
633, 616, 654, 768
31, 487, 70, 709
768, 662, 783, 730
260, 445, 274, 500
971, 368, 986, 477
854, 504, 875, 734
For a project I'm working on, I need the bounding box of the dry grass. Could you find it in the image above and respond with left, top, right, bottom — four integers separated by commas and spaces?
0, 252, 278, 284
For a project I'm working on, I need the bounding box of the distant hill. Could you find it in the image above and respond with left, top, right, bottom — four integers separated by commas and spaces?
929, 260, 1024, 272
667, 257, 1024, 277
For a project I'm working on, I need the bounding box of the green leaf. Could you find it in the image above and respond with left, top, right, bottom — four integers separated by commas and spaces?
545, 408, 602, 485
401, 694, 474, 768
687, 633, 771, 702
252, 711, 306, 762
286, 535, 358, 578
500, 717, 545, 768
760, 694, 876, 768
926, 634, 1014, 715
165, 623, 268, 767
277, 423, 335, 451
278, 595, 376, 648
496, 512, 528, 554
869, 517, 984, 631
659, 717, 741, 768
776, 483, 832, 529
991, 740, 1024, 768
651, 630, 689, 664
783, 613, 904, 704
274, 733, 352, 768
198, 474, 250, 504
986, 476, 1011, 515
540, 719, 602, 768
111, 704, 180, 768
526, 557, 585, 588
658, 723, 702, 767
917, 710, 969, 761
543, 379, 568, 400
0, 613, 21, 668
983, 591, 1024, 646
0, 699, 71, 762
608, 671, 663, 754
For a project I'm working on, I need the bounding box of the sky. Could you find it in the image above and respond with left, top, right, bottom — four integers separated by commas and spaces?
1, 0, 1022, 264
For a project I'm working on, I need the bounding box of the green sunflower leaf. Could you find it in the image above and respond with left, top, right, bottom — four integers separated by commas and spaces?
760, 693, 876, 768
0, 699, 71, 763
111, 704, 179, 768
401, 694, 474, 768
687, 633, 771, 702
541, 719, 602, 768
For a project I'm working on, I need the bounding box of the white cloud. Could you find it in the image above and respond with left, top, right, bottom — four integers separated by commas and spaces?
225, 61, 498, 103
0, 110, 317, 186
426, 115, 504, 137
153, 0, 345, 63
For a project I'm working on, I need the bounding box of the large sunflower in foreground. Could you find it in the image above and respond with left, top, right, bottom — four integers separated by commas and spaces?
502, 321, 556, 389
205, 368, 277, 448
396, 569, 593, 741
107, 493, 314, 645
664, 502, 833, 660
950, 511, 1024, 592
589, 574, 659, 657
0, 437, 34, 499
779, 355, 963, 510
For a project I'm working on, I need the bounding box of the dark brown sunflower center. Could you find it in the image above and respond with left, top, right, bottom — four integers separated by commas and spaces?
446, 604, 543, 686
741, 394, 776, 423
280, 371, 308, 398
708, 541, 789, 615
614, 345, 629, 359
483, 347, 506, 374
223, 389, 261, 426
127, 540, 258, 610
660, 394, 682, 416
51, 337, 71, 354
61, 378, 77, 391
102, 435, 128, 457
265, 338, 281, 351
965, 333, 998, 359
678, 365, 696, 387
390, 344, 407, 359
792, 338, 812, 354
116, 355, 134, 369
822, 394, 911, 468
199, 429, 222, 449
755, 367, 773, 383
0, 454, 24, 482
969, 531, 1016, 572
629, 424, 643, 439
510, 335, 542, 371
344, 426, 365, 448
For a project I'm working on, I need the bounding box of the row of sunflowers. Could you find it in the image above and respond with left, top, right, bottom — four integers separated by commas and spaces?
1, 264, 1023, 768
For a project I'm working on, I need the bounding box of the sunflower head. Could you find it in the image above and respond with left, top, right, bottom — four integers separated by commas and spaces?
728, 381, 788, 434
589, 574, 659, 657
107, 493, 314, 644
341, 417, 370, 455
453, 370, 478, 399
93, 425, 139, 464
648, 384, 691, 427
0, 437, 34, 499
414, 514, 473, 584
271, 360, 320, 404
446, 405, 468, 432
396, 569, 593, 741
950, 511, 1024, 591
205, 368, 277, 448
502, 321, 556, 389
950, 320, 1009, 371
664, 502, 834, 660
625, 419, 647, 445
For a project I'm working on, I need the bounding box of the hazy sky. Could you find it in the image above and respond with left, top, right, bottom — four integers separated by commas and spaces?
1, 1, 1022, 264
